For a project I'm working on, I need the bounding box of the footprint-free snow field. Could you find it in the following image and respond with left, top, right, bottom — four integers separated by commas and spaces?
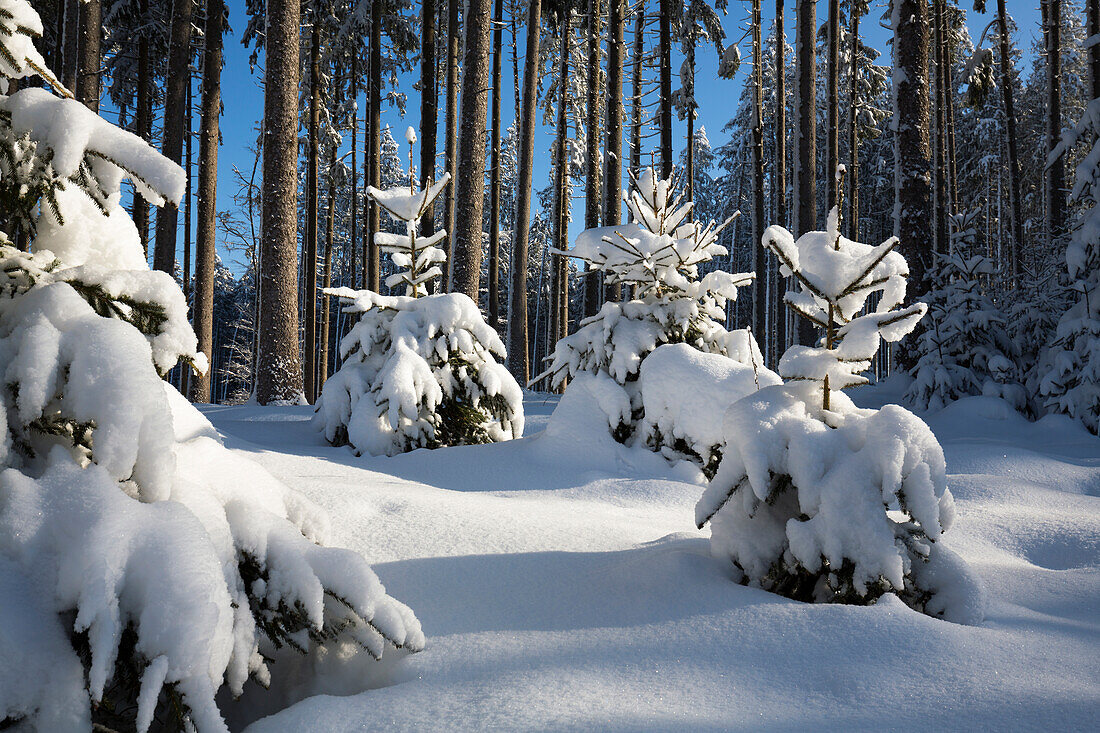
198, 391, 1100, 732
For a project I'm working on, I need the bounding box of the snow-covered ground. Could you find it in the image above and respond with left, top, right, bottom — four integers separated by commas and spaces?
197, 385, 1100, 732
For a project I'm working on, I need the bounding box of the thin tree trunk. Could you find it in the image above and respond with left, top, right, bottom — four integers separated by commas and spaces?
774, 0, 787, 356
191, 0, 223, 404
420, 0, 439, 246
550, 17, 571, 355
825, 0, 838, 208
584, 0, 604, 318
62, 0, 78, 91
943, 12, 958, 216
793, 0, 816, 344
256, 0, 303, 404
1045, 0, 1065, 247
304, 21, 321, 403
507, 0, 542, 383
444, 0, 461, 273
76, 0, 100, 109
181, 62, 193, 397
932, 0, 946, 254
133, 0, 151, 256
893, 0, 932, 296
1089, 0, 1100, 101
450, 0, 494, 300
686, 45, 695, 202
751, 0, 766, 341
322, 146, 336, 388
847, 3, 860, 240
489, 0, 504, 326
153, 0, 194, 276
351, 56, 359, 291
658, 0, 672, 177
369, 1, 382, 292
629, 3, 643, 181
996, 0, 1022, 281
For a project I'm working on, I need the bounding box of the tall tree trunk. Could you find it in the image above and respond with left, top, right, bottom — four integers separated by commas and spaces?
793, 0, 816, 344
893, 0, 932, 296
550, 15, 571, 363
256, 0, 303, 405
304, 21, 321, 403
133, 0, 151, 256
658, 0, 672, 177
774, 0, 787, 356
584, 0, 604, 318
825, 0, 838, 208
629, 3, 643, 181
322, 145, 336, 388
62, 0, 78, 91
847, 2, 860, 240
369, 1, 382, 292
996, 0, 1023, 281
943, 10, 958, 216
420, 0, 439, 246
1045, 0, 1065, 247
181, 69, 193, 397
489, 0, 504, 326
604, 0, 625, 304
76, 0, 100, 109
932, 0, 946, 254
450, 0, 494, 300
1089, 0, 1100, 101
153, 0, 194, 275
444, 0, 461, 274
751, 0, 766, 341
685, 45, 695, 202
507, 0, 542, 383
191, 0, 223, 404
351, 56, 359, 291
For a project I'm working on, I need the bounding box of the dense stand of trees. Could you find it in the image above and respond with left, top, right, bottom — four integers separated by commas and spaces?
30, 0, 1096, 409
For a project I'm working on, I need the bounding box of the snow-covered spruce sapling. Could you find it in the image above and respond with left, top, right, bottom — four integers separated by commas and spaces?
533, 167, 770, 459
316, 129, 523, 456
0, 10, 422, 731
696, 195, 979, 622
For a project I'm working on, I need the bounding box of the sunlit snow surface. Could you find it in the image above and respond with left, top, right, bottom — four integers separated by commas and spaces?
199, 382, 1099, 731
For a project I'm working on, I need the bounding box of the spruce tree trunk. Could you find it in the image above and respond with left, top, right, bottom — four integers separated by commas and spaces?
550, 18, 571, 352
76, 0, 100, 110
369, 2, 382, 292
629, 4, 643, 181
996, 0, 1023, 281
350, 57, 359, 291
658, 0, 672, 177
686, 46, 695, 202
932, 0, 946, 254
420, 0, 439, 247
181, 72, 193, 398
62, 0, 77, 91
507, 0, 542, 383
751, 0, 766, 341
942, 11, 958, 216
450, 0, 494, 300
444, 0, 460, 273
1090, 0, 1100, 100
133, 0, 151, 256
191, 0, 223, 404
892, 0, 932, 296
489, 0, 504, 326
304, 22, 321, 403
585, 0, 604, 318
322, 147, 336, 388
825, 0, 838, 208
774, 0, 787, 355
847, 3, 860, 240
793, 0, 816, 345
153, 0, 194, 276
1045, 0, 1065, 247
256, 0, 303, 405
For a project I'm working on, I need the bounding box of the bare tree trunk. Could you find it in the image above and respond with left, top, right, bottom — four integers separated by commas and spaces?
1090, 0, 1100, 100
584, 0, 604, 318
629, 3, 643, 181
256, 0, 303, 405
685, 45, 695, 202
943, 11, 958, 216
996, 0, 1023, 281
322, 145, 336, 388
751, 0, 766, 341
368, 1, 382, 292
181, 65, 193, 397
191, 0, 223, 404
893, 0, 932, 296
658, 0, 672, 177
444, 0, 460, 273
133, 0, 151, 256
420, 0, 439, 247
550, 16, 571, 355
450, 0, 494, 300
1045, 0, 1065, 247
847, 2, 859, 240
153, 0, 194, 275
793, 0, 816, 344
489, 0, 504, 326
304, 21, 321, 403
932, 0, 946, 254
62, 0, 78, 91
76, 0, 100, 110
774, 0, 787, 357
825, 0, 838, 208
351, 56, 359, 290
507, 0, 542, 383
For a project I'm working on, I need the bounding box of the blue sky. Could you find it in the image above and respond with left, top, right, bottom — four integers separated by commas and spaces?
200, 0, 1045, 274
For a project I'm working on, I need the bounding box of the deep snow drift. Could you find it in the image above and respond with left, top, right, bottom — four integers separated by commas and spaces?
197, 384, 1100, 731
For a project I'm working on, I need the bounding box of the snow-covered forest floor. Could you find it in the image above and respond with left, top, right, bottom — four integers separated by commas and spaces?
198, 384, 1100, 732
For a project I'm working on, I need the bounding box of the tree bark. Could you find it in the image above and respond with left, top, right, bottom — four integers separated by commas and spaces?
368, 1, 382, 292
304, 21, 321, 403
450, 0, 494, 300
191, 0, 223, 404
825, 0, 838, 208
793, 0, 816, 344
932, 0, 946, 254
351, 56, 359, 290
256, 0, 303, 404
62, 0, 78, 92
1045, 0, 1065, 247
76, 0, 100, 110
420, 0, 439, 248
1089, 0, 1100, 100
444, 0, 461, 274
629, 3, 643, 181
489, 0, 504, 326
996, 0, 1022, 281
507, 0, 542, 383
153, 0, 194, 276
550, 17, 570, 354
893, 0, 932, 296
846, 2, 859, 240
584, 0, 604, 318
774, 0, 787, 357
685, 45, 695, 202
133, 0, 152, 256
751, 0, 766, 341
322, 145, 336, 388
658, 0, 672, 177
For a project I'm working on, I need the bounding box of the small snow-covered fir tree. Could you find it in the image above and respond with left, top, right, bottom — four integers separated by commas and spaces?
1040, 96, 1100, 434
906, 209, 1025, 412
533, 167, 767, 451
316, 129, 523, 456
0, 9, 423, 731
696, 198, 981, 623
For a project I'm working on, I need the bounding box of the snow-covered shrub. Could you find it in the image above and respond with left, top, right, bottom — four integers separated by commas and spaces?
1041, 96, 1100, 434
534, 167, 767, 445
906, 211, 1024, 412
0, 13, 422, 730
316, 140, 523, 456
696, 207, 980, 622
